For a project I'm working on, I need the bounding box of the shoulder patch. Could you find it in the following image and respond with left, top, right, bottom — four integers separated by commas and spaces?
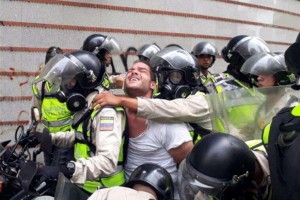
99, 116, 114, 131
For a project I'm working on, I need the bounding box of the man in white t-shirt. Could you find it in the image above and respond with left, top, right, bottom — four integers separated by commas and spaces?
120, 60, 194, 200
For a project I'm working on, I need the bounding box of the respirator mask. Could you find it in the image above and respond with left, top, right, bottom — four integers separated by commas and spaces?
157, 69, 191, 100
55, 82, 87, 112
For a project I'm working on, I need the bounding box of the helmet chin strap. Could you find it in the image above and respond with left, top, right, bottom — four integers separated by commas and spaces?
219, 173, 263, 200
92, 46, 100, 55
232, 171, 249, 184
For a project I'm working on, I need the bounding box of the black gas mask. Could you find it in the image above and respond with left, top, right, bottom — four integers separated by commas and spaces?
157, 70, 191, 100
56, 92, 86, 112
55, 81, 88, 112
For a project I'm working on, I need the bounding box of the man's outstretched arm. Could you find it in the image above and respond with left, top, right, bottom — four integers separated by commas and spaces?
92, 91, 211, 130
92, 91, 138, 113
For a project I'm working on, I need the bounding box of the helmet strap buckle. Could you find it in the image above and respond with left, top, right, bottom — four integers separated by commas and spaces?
232, 171, 249, 184
92, 46, 100, 55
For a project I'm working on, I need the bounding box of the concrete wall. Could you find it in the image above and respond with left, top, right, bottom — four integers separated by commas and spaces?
0, 0, 299, 139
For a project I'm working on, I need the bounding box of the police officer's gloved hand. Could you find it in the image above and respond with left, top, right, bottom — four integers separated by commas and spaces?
18, 133, 34, 148
35, 166, 60, 185
20, 131, 43, 148
35, 162, 75, 185
32, 129, 52, 154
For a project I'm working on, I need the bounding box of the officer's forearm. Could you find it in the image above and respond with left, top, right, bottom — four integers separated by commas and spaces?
51, 130, 75, 147
119, 96, 138, 113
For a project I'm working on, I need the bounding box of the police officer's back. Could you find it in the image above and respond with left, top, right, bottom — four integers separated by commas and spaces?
264, 42, 300, 200
32, 46, 74, 166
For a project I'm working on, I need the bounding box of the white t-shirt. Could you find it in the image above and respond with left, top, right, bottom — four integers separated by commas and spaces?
125, 120, 192, 200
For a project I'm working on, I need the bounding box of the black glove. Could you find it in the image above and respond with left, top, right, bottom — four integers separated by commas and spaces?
19, 131, 42, 148
34, 162, 75, 185
33, 129, 52, 154
35, 166, 60, 185
18, 133, 36, 148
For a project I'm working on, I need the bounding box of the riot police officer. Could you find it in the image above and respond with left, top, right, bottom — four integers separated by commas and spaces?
240, 52, 297, 138
241, 52, 295, 88
178, 133, 270, 200
88, 163, 174, 200
192, 41, 219, 94
32, 46, 74, 166
82, 33, 123, 89
137, 43, 161, 64
33, 51, 126, 194
208, 35, 271, 140
220, 35, 270, 89
150, 46, 206, 100
192, 42, 218, 80
262, 42, 300, 200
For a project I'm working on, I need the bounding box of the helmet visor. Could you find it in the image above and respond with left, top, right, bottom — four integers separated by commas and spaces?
241, 52, 286, 76
137, 44, 161, 59
150, 46, 195, 70
234, 37, 270, 60
33, 54, 86, 94
101, 36, 122, 55
178, 159, 229, 200
193, 43, 218, 57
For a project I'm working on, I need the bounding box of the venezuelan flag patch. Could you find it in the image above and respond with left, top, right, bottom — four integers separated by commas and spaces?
100, 116, 114, 131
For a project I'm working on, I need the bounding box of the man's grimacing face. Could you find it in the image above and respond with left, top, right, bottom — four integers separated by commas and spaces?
124, 62, 156, 97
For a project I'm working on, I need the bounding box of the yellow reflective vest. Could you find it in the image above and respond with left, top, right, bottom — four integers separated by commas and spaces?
32, 78, 73, 132
74, 107, 127, 193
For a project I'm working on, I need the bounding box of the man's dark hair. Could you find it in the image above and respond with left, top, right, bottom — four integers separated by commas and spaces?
132, 60, 156, 82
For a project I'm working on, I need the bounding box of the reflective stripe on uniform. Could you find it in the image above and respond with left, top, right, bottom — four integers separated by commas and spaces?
83, 167, 126, 193
102, 73, 111, 89
262, 123, 271, 147
245, 139, 266, 153
43, 118, 73, 128
291, 105, 300, 116
32, 76, 41, 97
189, 130, 202, 144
